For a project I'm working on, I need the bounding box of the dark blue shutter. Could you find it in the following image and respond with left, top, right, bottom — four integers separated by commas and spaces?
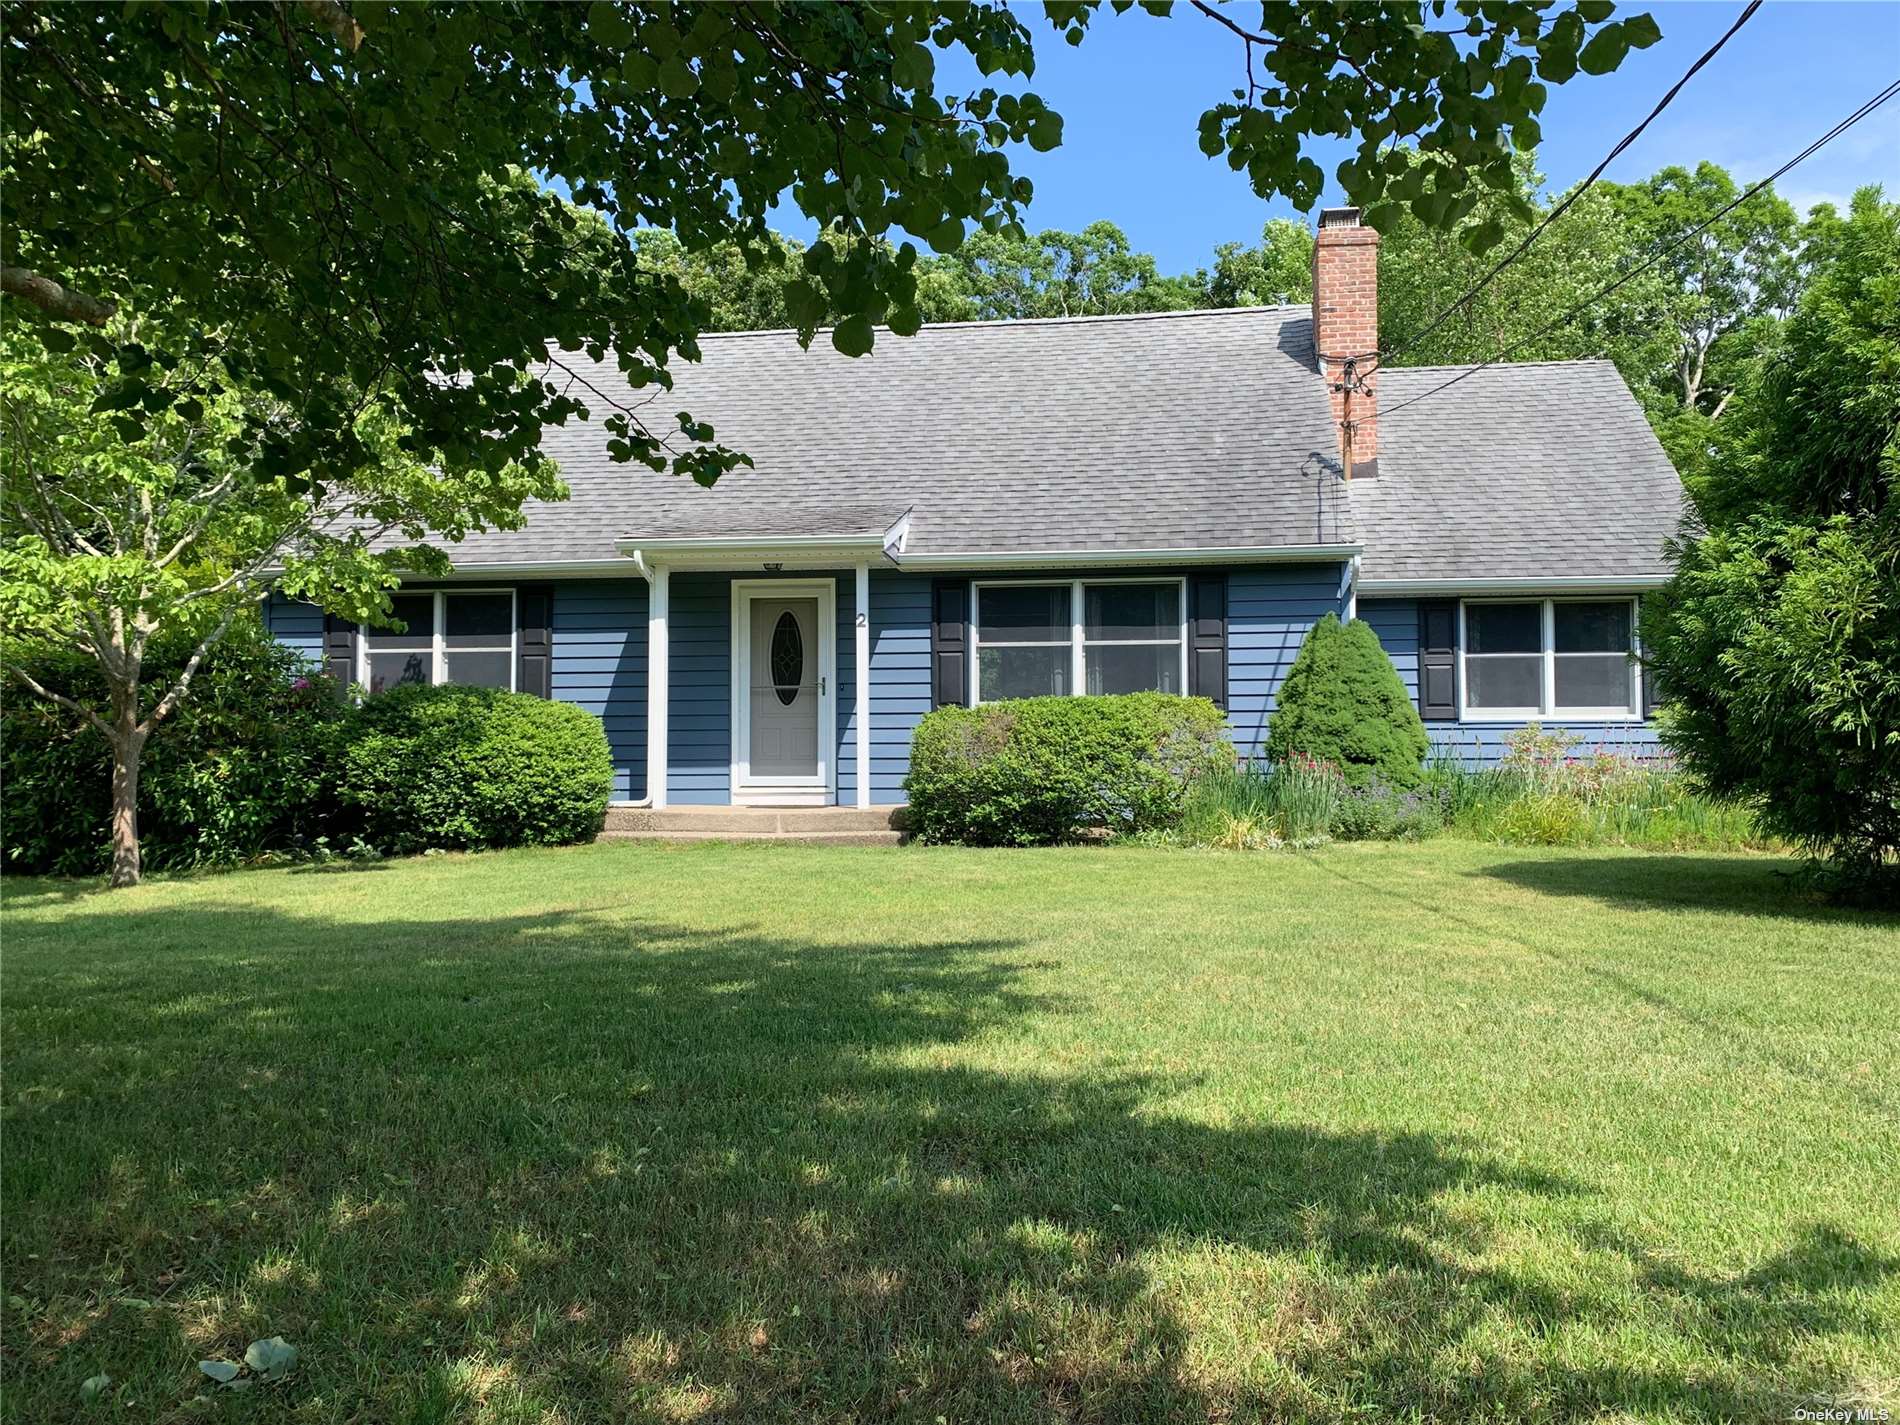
323, 613, 357, 695
1188, 574, 1227, 709
516, 585, 553, 697
1418, 600, 1458, 721
931, 580, 969, 708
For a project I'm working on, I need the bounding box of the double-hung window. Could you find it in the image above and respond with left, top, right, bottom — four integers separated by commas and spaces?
971, 580, 1185, 703
1461, 598, 1639, 719
361, 590, 516, 694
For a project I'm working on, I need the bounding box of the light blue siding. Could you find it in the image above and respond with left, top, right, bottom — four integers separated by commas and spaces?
1226, 562, 1353, 760
551, 580, 648, 802
869, 572, 933, 803
263, 592, 324, 667
835, 578, 859, 807
667, 573, 733, 805
1358, 596, 1663, 767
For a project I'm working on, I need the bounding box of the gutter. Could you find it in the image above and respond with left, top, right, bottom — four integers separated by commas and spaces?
897, 542, 1362, 572
1358, 575, 1670, 595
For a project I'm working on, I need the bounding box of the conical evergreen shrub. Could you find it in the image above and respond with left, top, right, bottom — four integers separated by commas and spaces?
1264, 613, 1430, 788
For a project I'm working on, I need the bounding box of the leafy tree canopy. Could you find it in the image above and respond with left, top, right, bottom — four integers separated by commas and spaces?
4, 0, 1659, 487
1206, 218, 1316, 308
1642, 187, 1899, 887
1608, 161, 1802, 418
923, 219, 1206, 320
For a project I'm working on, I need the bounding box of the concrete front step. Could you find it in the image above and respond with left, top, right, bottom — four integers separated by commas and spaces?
599, 804, 909, 843
598, 828, 906, 847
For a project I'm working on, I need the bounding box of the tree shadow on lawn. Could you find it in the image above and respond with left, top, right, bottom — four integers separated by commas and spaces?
5, 904, 1891, 1423
1474, 853, 1896, 923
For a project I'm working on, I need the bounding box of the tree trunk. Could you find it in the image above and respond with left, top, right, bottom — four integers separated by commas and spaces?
107, 722, 148, 889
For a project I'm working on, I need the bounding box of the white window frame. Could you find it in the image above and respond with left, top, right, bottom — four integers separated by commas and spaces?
1458, 596, 1641, 723
970, 577, 1188, 705
358, 588, 518, 693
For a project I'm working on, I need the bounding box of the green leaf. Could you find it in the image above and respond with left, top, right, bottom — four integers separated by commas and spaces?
924, 217, 964, 254
1461, 216, 1506, 255
891, 42, 934, 90
1622, 13, 1663, 49
40, 327, 78, 353
198, 1359, 241, 1384
79, 1372, 111, 1403
619, 51, 657, 87
587, 2, 634, 49
657, 55, 697, 98
830, 314, 875, 358
175, 396, 205, 422
1577, 24, 1630, 76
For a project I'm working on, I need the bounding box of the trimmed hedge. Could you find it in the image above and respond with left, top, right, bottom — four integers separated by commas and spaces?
338, 682, 612, 853
1, 619, 351, 875
1264, 613, 1430, 789
906, 692, 1232, 845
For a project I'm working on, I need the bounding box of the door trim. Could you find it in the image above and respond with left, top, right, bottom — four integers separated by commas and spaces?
730, 578, 836, 806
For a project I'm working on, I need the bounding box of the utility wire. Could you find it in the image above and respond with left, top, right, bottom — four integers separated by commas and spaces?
1364, 0, 1762, 367
1370, 76, 1900, 429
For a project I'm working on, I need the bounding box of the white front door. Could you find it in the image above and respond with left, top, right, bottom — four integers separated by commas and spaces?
733, 582, 833, 804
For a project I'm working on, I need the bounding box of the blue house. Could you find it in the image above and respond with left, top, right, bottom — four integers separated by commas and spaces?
269, 208, 1681, 813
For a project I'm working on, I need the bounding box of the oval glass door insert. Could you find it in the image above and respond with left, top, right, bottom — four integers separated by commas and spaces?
770, 611, 803, 705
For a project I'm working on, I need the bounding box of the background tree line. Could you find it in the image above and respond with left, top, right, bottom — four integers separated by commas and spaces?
635, 154, 1824, 484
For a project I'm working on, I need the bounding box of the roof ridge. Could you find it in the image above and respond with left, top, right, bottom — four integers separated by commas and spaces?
1383, 357, 1617, 375
691, 304, 1309, 342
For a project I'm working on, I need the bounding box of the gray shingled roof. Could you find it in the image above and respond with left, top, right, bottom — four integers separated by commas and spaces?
436, 305, 1354, 565
1352, 360, 1684, 584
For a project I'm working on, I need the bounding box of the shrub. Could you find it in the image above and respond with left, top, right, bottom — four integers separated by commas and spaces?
1329, 781, 1445, 842
1265, 613, 1429, 789
906, 692, 1232, 845
337, 683, 613, 854
1, 617, 350, 875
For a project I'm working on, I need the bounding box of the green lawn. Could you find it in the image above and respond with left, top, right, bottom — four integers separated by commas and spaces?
3, 842, 1896, 1424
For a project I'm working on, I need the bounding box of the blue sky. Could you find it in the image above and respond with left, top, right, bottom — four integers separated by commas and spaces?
773, 0, 1900, 273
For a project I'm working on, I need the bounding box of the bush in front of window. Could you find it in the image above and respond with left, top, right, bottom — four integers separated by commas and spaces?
337, 683, 613, 854
1, 617, 351, 875
905, 692, 1232, 845
1265, 613, 1430, 790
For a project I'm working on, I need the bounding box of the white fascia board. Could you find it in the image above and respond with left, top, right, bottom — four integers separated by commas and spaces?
898, 543, 1361, 571
617, 534, 892, 568
1358, 575, 1670, 596
412, 558, 649, 580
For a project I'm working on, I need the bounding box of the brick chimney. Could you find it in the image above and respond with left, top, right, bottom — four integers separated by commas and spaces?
1311, 206, 1379, 478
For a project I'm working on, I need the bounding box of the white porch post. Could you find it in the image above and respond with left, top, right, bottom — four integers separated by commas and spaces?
854, 562, 871, 808
646, 564, 669, 809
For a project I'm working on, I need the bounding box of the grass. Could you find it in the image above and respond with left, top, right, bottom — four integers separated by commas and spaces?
4, 841, 1897, 1424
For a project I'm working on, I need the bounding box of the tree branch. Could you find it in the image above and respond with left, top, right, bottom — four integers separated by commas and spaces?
4, 664, 113, 738
1, 265, 118, 325
142, 600, 249, 732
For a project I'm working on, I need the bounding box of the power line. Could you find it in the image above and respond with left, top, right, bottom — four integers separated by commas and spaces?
1365, 0, 1762, 367
1370, 76, 1900, 429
